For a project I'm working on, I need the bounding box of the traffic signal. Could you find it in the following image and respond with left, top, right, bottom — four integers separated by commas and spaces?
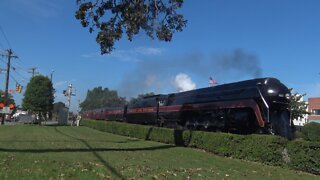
18, 85, 23, 93
16, 84, 19, 92
15, 84, 23, 93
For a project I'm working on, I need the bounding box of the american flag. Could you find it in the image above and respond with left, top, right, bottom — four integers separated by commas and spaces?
209, 77, 218, 85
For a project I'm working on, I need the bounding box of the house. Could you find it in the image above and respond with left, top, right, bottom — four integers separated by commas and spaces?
307, 97, 320, 124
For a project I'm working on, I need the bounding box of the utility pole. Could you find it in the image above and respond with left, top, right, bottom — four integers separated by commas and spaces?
1, 49, 18, 125
67, 84, 72, 108
28, 67, 37, 78
63, 84, 76, 124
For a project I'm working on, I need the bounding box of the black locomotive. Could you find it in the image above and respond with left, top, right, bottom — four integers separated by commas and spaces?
82, 77, 295, 139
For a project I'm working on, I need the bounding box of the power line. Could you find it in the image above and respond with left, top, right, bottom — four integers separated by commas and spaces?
0, 40, 5, 49
16, 57, 29, 68
0, 68, 6, 74
1, 60, 29, 80
0, 57, 6, 65
11, 61, 30, 73
9, 74, 19, 84
0, 25, 12, 48
11, 67, 28, 81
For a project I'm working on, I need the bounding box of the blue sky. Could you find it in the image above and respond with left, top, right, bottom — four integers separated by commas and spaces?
0, 0, 320, 112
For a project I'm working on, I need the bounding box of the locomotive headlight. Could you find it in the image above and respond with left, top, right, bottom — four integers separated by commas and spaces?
278, 93, 290, 99
267, 89, 276, 94
285, 93, 290, 99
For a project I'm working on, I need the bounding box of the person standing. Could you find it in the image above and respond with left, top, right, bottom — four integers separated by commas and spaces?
76, 114, 81, 126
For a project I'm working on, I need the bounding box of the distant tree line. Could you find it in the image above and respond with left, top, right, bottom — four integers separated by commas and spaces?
79, 86, 154, 111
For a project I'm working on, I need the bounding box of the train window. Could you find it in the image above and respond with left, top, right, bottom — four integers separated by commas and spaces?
158, 99, 165, 106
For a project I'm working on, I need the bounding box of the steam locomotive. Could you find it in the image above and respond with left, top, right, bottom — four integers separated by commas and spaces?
81, 77, 295, 139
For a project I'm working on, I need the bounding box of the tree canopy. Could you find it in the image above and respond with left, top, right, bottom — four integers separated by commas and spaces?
129, 92, 155, 104
288, 92, 309, 120
80, 87, 126, 111
75, 0, 187, 54
22, 76, 54, 120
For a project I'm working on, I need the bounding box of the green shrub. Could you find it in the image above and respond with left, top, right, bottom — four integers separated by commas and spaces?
236, 135, 288, 166
183, 131, 287, 165
294, 131, 304, 140
81, 119, 320, 175
81, 119, 177, 144
302, 122, 320, 141
183, 131, 242, 156
287, 140, 320, 174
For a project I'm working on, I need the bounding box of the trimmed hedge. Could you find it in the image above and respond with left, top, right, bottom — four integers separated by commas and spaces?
184, 131, 287, 165
183, 131, 287, 166
81, 119, 320, 175
81, 119, 177, 144
287, 140, 320, 174
302, 122, 320, 142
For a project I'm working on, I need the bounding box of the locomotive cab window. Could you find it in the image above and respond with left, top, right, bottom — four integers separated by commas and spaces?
158, 99, 166, 106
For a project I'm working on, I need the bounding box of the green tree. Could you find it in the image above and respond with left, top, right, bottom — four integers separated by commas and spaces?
22, 75, 54, 124
129, 92, 155, 104
289, 92, 309, 121
80, 87, 126, 111
75, 0, 187, 54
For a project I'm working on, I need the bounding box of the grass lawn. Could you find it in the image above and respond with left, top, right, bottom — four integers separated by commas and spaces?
0, 125, 317, 179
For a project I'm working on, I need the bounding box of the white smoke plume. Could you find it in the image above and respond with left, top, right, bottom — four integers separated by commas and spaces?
173, 73, 196, 92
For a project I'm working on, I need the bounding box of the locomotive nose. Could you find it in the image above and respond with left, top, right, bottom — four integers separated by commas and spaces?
267, 88, 290, 99
262, 78, 290, 99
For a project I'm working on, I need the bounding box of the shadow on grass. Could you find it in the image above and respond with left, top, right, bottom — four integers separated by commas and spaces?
0, 145, 174, 153
0, 140, 139, 143
52, 126, 174, 179
0, 126, 175, 179
145, 127, 153, 140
